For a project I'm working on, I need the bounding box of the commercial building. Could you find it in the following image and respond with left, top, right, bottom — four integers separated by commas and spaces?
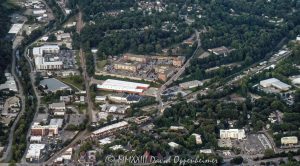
179, 80, 203, 89
260, 78, 291, 91
220, 129, 246, 140
97, 79, 150, 94
95, 96, 107, 103
40, 78, 71, 93
31, 123, 59, 136
108, 93, 141, 104
192, 133, 203, 144
91, 121, 129, 137
33, 45, 62, 70
49, 118, 64, 128
33, 45, 60, 56
26, 144, 45, 162
114, 62, 141, 72
281, 136, 298, 145
49, 102, 66, 116
123, 53, 148, 63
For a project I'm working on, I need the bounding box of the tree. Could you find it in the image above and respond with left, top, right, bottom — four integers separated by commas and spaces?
230, 156, 243, 165
47, 33, 57, 41
264, 149, 275, 158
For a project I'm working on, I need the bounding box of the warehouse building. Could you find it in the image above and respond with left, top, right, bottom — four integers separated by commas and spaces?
97, 79, 150, 94
8, 23, 24, 34
179, 80, 203, 89
220, 129, 246, 140
260, 78, 291, 91
91, 121, 129, 138
281, 136, 298, 145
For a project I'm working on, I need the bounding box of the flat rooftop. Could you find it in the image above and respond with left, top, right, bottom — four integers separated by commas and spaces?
97, 79, 150, 93
8, 24, 23, 34
40, 78, 70, 92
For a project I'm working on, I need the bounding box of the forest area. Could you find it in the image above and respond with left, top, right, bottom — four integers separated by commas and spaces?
0, 1, 14, 83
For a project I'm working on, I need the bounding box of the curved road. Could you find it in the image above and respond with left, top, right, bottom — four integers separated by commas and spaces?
0, 47, 25, 162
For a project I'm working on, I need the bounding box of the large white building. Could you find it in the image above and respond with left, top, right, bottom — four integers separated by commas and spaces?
97, 79, 150, 94
33, 45, 62, 70
281, 136, 298, 145
26, 144, 45, 161
260, 78, 291, 91
220, 129, 246, 140
8, 23, 24, 34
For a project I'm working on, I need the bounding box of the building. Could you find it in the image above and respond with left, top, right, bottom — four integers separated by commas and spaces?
123, 53, 148, 63
26, 144, 45, 162
170, 126, 185, 131
114, 62, 141, 72
49, 118, 64, 128
220, 129, 246, 140
168, 142, 180, 149
95, 96, 107, 103
40, 78, 71, 93
31, 123, 59, 136
56, 33, 71, 41
134, 116, 150, 124
60, 95, 72, 103
33, 45, 62, 70
33, 45, 60, 56
260, 78, 291, 91
281, 136, 298, 145
199, 149, 212, 154
33, 9, 46, 15
108, 93, 142, 104
158, 68, 174, 82
97, 79, 150, 94
30, 136, 42, 143
192, 133, 202, 144
91, 121, 129, 138
0, 73, 17, 92
173, 56, 186, 67
99, 137, 112, 145
208, 46, 230, 56
49, 102, 66, 116
8, 23, 24, 34
179, 80, 203, 89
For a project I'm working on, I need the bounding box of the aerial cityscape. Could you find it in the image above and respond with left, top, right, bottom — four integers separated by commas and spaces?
0, 0, 300, 165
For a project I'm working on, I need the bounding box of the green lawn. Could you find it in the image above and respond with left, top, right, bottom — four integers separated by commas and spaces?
96, 60, 107, 70
59, 76, 84, 90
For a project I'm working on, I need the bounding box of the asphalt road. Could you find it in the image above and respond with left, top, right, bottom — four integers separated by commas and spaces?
0, 46, 26, 162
